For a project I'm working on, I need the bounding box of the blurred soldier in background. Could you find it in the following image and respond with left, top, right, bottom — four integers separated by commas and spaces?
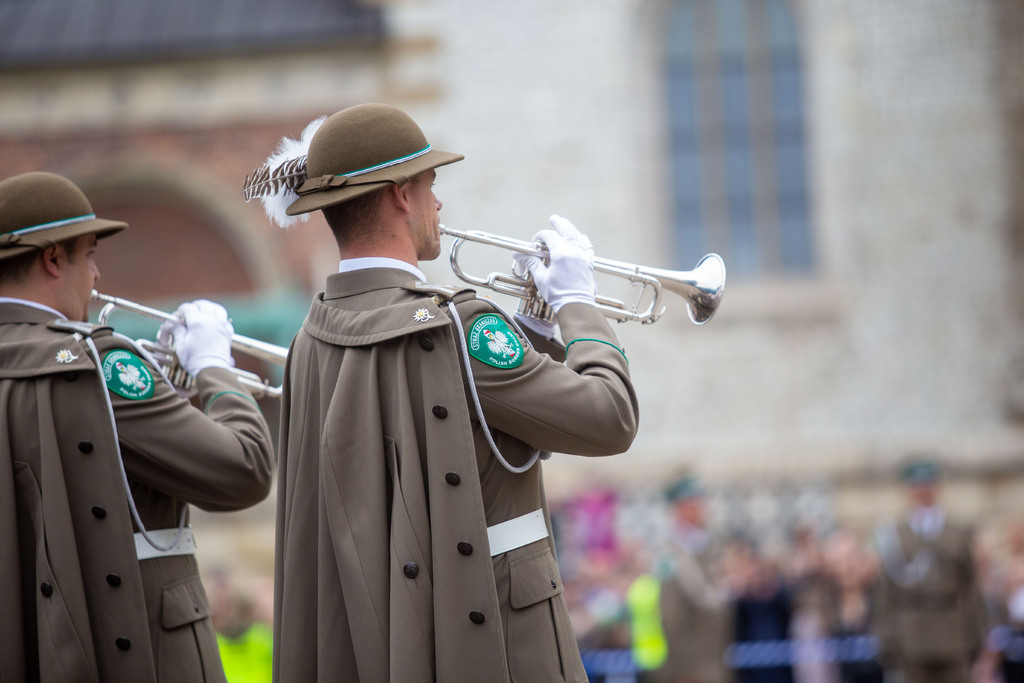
653, 476, 734, 683
872, 458, 985, 683
0, 171, 275, 682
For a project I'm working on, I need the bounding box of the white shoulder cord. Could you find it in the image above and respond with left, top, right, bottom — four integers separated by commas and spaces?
85, 336, 187, 552
446, 300, 550, 474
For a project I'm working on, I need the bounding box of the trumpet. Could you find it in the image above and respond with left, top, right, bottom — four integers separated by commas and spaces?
439, 225, 725, 325
91, 290, 287, 399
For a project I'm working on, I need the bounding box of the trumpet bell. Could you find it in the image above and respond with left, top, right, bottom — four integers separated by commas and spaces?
641, 253, 725, 325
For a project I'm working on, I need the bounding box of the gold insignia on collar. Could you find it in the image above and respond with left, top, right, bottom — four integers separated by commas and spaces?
55, 349, 79, 364
413, 307, 435, 323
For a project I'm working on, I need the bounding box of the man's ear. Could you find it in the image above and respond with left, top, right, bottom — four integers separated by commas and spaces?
386, 182, 413, 214
40, 244, 63, 279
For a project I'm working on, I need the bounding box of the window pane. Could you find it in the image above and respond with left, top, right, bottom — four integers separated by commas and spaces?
665, 0, 812, 277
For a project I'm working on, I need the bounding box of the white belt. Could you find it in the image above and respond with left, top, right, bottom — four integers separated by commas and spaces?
134, 528, 196, 561
487, 509, 549, 556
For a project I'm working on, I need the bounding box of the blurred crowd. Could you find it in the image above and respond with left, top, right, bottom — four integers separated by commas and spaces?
553, 467, 1024, 683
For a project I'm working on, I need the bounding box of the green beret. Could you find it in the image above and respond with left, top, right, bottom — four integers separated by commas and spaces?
665, 476, 702, 502
901, 459, 939, 485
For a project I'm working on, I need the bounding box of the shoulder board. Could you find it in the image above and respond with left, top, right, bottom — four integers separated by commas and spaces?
404, 281, 477, 305
47, 320, 105, 337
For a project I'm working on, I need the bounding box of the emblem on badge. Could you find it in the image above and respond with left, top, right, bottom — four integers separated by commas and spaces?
467, 314, 524, 369
413, 307, 435, 323
102, 350, 155, 400
55, 349, 78, 364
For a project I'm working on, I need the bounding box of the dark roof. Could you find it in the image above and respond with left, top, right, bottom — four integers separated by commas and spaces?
0, 0, 384, 67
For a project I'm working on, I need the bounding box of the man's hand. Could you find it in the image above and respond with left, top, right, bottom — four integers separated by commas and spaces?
158, 300, 234, 376
513, 214, 596, 313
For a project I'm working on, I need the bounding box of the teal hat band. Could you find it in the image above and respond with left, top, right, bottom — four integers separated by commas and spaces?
3, 213, 96, 237
338, 145, 431, 179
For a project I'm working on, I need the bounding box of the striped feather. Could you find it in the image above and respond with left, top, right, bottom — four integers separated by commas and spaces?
241, 115, 326, 228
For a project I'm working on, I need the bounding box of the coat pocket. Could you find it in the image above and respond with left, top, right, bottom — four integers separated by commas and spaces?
507, 546, 568, 681
161, 575, 211, 629
509, 545, 562, 608
158, 575, 225, 683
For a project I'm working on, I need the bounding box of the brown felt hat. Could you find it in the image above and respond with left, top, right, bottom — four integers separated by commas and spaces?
0, 171, 126, 261
286, 103, 464, 216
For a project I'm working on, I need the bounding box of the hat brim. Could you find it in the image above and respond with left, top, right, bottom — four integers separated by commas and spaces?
286, 149, 464, 217
0, 216, 127, 261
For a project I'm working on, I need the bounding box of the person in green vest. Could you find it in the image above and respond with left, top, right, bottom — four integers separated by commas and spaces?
210, 575, 273, 683
628, 571, 669, 678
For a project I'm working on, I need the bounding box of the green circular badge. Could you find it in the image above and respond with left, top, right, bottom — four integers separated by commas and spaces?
467, 314, 524, 369
102, 350, 155, 400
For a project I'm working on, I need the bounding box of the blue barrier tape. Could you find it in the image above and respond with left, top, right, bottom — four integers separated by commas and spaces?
582, 636, 880, 676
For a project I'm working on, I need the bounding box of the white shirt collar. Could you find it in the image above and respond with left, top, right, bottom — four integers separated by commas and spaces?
0, 297, 67, 320
339, 257, 425, 281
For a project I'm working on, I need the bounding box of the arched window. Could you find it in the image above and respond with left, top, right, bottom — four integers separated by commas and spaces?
665, 0, 811, 277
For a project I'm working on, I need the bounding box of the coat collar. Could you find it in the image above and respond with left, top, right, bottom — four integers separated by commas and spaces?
305, 268, 451, 347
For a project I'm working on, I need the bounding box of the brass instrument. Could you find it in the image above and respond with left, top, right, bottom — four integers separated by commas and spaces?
91, 290, 287, 399
439, 225, 725, 325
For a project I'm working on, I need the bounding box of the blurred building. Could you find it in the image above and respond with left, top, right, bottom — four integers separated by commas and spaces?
2, 0, 1023, 568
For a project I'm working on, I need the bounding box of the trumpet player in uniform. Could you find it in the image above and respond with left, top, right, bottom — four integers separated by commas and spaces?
245, 103, 639, 681
0, 171, 275, 683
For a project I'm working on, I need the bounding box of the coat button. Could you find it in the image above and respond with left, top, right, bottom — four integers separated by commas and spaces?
403, 562, 419, 579
418, 334, 434, 351
469, 611, 485, 624
551, 579, 557, 589
445, 472, 461, 486
106, 574, 122, 587
115, 637, 131, 650
62, 372, 79, 382
457, 542, 473, 556
40, 582, 53, 597
78, 441, 94, 454
432, 405, 448, 419
91, 506, 106, 519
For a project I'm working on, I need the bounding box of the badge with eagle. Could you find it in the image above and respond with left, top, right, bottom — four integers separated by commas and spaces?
102, 349, 155, 400
467, 314, 524, 368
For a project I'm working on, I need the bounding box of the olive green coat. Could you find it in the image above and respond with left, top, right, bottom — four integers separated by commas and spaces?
274, 268, 638, 682
0, 302, 274, 683
874, 515, 986, 669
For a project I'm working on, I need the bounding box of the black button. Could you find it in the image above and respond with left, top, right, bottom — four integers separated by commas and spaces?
432, 405, 448, 419
91, 506, 106, 519
115, 637, 131, 651
62, 372, 79, 382
445, 472, 461, 486
78, 441, 94, 454
40, 582, 53, 597
551, 579, 557, 589
418, 334, 434, 351
194, 604, 200, 613
457, 542, 473, 556
469, 611, 485, 625
403, 562, 419, 579
106, 574, 121, 587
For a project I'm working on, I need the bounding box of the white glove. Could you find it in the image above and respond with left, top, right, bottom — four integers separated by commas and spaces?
512, 214, 596, 313
157, 300, 234, 376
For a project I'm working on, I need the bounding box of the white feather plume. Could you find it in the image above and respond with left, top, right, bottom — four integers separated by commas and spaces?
242, 115, 327, 228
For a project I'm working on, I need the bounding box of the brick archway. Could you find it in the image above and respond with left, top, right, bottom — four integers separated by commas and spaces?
89, 188, 256, 300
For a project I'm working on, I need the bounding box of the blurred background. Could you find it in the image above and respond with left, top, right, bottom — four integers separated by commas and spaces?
3, 0, 1023, 680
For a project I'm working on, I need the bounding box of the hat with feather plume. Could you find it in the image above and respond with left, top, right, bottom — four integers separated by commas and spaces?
243, 103, 463, 228
0, 172, 126, 261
